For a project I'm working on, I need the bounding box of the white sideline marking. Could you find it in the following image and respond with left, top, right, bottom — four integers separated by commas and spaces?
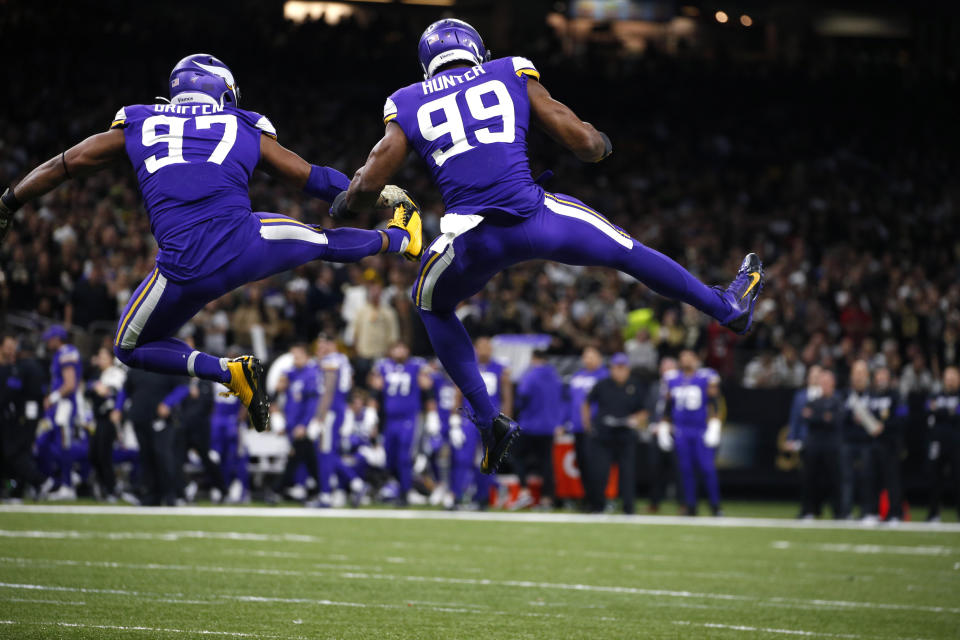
772, 541, 956, 556
0, 620, 282, 638
5, 558, 959, 616
3, 504, 960, 532
0, 528, 325, 543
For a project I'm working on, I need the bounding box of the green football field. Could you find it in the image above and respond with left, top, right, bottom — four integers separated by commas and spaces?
0, 505, 957, 639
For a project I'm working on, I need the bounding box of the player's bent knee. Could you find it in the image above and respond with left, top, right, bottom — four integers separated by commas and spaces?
113, 342, 134, 365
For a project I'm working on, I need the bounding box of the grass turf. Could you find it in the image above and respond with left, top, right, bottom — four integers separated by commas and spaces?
0, 508, 957, 639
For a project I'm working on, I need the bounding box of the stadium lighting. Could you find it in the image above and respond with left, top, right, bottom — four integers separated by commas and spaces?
740, 14, 753, 27
715, 10, 729, 24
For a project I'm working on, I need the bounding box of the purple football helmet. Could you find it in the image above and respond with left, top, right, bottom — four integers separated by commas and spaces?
169, 54, 240, 106
417, 19, 490, 79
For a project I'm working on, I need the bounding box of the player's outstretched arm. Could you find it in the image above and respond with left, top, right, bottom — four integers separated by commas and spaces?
258, 136, 349, 202
342, 122, 410, 216
527, 79, 612, 163
1, 130, 126, 242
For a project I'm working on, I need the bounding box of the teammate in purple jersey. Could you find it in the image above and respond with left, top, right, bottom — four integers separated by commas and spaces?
334, 19, 765, 473
564, 346, 609, 494
38, 325, 90, 496
451, 337, 510, 506
273, 344, 322, 499
369, 342, 432, 504
0, 54, 423, 434
663, 349, 723, 516
210, 389, 249, 503
314, 335, 364, 506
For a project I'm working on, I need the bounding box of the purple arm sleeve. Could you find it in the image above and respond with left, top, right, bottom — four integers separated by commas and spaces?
162, 385, 190, 409
304, 165, 350, 202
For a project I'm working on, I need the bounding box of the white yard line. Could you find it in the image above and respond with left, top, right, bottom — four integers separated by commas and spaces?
772, 541, 956, 556
2, 504, 959, 532
4, 558, 959, 616
0, 620, 285, 638
673, 620, 862, 638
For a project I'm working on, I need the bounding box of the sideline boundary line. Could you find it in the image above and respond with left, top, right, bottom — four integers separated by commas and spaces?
1, 505, 958, 532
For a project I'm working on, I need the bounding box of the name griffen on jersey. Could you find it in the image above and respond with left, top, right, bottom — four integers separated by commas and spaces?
110, 102, 277, 280
384, 57, 543, 219
376, 358, 426, 419
665, 368, 719, 430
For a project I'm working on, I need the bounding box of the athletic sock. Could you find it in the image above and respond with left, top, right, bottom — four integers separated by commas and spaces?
117, 338, 230, 383
322, 227, 391, 262
384, 227, 410, 254
418, 308, 498, 428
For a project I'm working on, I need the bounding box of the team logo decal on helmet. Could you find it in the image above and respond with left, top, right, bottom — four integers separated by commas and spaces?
169, 54, 240, 107
417, 19, 491, 79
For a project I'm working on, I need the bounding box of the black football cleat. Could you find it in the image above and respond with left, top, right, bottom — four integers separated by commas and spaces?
479, 413, 521, 475
720, 253, 764, 335
222, 355, 270, 432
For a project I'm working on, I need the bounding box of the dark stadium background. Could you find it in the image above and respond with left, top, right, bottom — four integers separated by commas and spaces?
2, 0, 959, 502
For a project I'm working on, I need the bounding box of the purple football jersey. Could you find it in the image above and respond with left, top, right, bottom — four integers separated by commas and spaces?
383, 57, 543, 219
432, 369, 457, 426
212, 389, 244, 424
566, 366, 609, 433
376, 357, 426, 419
110, 101, 277, 280
283, 362, 321, 428
665, 368, 719, 431
50, 344, 81, 391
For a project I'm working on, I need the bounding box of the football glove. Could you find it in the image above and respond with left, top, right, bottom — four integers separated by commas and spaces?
329, 190, 352, 221
0, 187, 21, 245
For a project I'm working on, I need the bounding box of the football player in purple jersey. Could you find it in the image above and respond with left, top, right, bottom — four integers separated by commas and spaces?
663, 349, 723, 516
334, 19, 765, 473
0, 54, 423, 434
369, 342, 432, 505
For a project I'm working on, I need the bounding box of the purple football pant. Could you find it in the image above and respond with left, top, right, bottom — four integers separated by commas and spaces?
317, 411, 358, 494
114, 214, 386, 384
674, 428, 721, 510
450, 421, 492, 504
383, 417, 417, 494
414, 192, 734, 427
210, 418, 243, 489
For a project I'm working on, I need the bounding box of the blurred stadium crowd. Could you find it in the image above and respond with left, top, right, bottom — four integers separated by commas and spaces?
0, 3, 958, 516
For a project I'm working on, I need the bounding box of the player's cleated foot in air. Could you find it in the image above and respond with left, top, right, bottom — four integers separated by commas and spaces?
222, 355, 270, 432
478, 413, 521, 475
719, 253, 764, 335
386, 193, 423, 262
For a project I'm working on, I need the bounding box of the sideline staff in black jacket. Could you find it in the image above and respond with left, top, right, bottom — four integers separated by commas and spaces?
800, 370, 845, 519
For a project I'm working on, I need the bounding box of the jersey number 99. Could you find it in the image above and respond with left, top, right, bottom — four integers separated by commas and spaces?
416, 80, 515, 167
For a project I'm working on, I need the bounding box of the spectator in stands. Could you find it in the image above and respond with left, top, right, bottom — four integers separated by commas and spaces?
354, 282, 399, 379
513, 351, 564, 510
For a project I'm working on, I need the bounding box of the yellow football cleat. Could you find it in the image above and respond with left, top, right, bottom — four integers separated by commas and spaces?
222, 355, 270, 432
387, 196, 423, 262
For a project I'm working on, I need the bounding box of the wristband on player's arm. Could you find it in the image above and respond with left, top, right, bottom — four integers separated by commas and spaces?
1, 187, 22, 213
304, 165, 350, 202
597, 132, 613, 162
